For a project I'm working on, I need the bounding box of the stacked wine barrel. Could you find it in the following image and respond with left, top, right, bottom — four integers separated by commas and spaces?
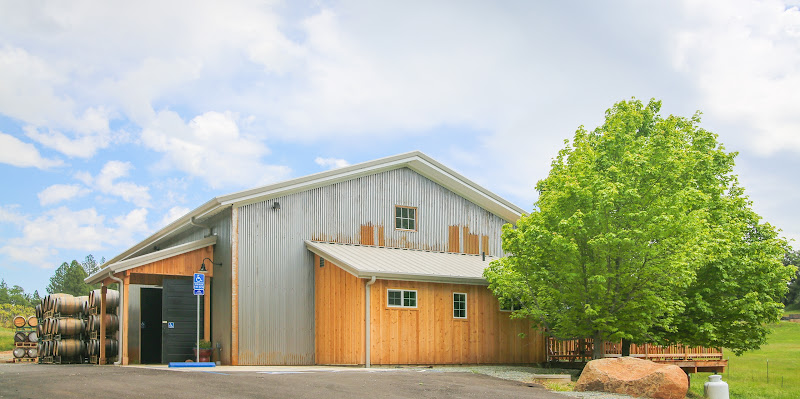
12, 315, 38, 363
36, 293, 90, 364
86, 289, 120, 364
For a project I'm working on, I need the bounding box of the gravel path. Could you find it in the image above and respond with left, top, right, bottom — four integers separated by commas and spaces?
430, 365, 638, 399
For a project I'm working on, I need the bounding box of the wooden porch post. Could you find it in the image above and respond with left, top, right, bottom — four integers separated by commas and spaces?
100, 284, 107, 364
123, 272, 130, 365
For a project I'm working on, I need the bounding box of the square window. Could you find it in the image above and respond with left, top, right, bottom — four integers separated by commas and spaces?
453, 293, 467, 319
395, 205, 417, 231
388, 290, 402, 306
404, 291, 417, 307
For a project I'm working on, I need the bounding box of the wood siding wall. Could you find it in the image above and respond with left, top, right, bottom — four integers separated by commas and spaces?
314, 255, 365, 364
314, 259, 546, 365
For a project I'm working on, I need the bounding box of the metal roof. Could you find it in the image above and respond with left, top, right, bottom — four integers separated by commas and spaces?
85, 236, 217, 284
305, 240, 496, 285
98, 151, 525, 271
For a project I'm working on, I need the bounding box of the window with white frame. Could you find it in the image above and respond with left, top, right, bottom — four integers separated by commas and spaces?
395, 206, 417, 231
387, 289, 417, 308
453, 293, 467, 319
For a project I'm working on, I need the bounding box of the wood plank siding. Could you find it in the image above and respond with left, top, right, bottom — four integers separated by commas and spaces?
314, 256, 546, 365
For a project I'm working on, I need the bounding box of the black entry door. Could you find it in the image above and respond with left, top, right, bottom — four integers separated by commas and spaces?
162, 278, 204, 363
140, 288, 162, 364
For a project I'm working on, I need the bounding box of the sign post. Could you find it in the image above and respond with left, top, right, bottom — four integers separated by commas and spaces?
193, 273, 205, 363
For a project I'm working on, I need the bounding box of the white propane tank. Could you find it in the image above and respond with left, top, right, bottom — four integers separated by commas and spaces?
704, 374, 730, 399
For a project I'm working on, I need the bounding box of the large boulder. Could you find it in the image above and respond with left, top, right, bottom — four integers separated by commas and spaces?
575, 357, 688, 399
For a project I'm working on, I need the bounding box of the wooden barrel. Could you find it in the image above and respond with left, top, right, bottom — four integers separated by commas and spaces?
54, 318, 85, 336
88, 314, 120, 332
55, 339, 85, 357
14, 331, 27, 342
36, 323, 44, 336
27, 316, 38, 327
42, 294, 56, 311
88, 339, 118, 357
45, 341, 53, 356
55, 296, 84, 315
13, 347, 26, 358
13, 315, 26, 327
27, 331, 38, 343
89, 289, 120, 310
35, 304, 42, 319
27, 346, 38, 358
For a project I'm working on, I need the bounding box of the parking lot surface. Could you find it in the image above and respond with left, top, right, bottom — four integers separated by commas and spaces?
0, 364, 570, 398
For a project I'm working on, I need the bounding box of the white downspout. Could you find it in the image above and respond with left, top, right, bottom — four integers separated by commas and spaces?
190, 216, 212, 237
365, 276, 376, 368
107, 271, 124, 366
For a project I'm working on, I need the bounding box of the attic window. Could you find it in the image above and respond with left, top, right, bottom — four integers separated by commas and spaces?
395, 206, 417, 231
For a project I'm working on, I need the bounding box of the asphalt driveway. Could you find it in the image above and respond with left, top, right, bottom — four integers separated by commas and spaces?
0, 364, 570, 398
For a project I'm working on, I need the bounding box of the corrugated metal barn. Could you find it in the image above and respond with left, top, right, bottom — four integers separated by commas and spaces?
86, 151, 546, 366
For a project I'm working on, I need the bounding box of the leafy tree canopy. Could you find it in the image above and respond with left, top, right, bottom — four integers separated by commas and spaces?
485, 98, 794, 357
783, 250, 800, 307
47, 254, 103, 297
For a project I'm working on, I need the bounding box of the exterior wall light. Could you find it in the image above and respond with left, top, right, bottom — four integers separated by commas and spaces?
201, 257, 222, 272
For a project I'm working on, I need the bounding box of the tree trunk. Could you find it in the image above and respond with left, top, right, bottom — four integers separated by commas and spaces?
592, 331, 605, 360
621, 338, 631, 357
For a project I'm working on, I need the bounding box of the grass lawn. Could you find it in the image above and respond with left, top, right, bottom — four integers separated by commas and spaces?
0, 326, 14, 351
688, 321, 800, 399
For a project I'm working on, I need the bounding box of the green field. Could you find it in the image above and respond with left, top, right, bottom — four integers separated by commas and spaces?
688, 321, 800, 399
0, 326, 14, 351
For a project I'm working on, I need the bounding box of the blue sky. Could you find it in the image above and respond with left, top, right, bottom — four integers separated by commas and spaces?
1, 0, 799, 294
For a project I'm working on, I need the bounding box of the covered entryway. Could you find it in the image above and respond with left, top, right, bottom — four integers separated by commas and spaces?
91, 236, 217, 365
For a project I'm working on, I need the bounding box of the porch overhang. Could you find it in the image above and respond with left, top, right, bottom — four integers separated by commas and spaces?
305, 240, 496, 285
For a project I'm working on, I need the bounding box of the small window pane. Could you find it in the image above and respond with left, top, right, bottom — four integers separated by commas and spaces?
408, 219, 415, 230
396, 207, 402, 217
408, 208, 415, 219
404, 291, 416, 307
388, 290, 401, 306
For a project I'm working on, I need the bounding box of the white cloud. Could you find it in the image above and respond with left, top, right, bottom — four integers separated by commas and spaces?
0, 206, 149, 269
77, 161, 151, 207
157, 206, 191, 229
141, 110, 290, 188
0, 205, 25, 225
0, 131, 63, 169
315, 157, 350, 170
38, 184, 90, 206
0, 46, 113, 157
672, 0, 800, 154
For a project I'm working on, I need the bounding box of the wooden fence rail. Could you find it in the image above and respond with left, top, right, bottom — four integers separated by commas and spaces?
547, 337, 724, 363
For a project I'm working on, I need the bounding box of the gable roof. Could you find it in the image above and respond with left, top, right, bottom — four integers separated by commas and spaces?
305, 241, 495, 285
98, 151, 525, 268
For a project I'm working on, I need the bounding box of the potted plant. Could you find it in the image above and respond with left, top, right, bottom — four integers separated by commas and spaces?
194, 340, 214, 362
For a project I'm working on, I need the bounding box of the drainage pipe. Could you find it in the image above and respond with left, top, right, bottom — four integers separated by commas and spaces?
106, 270, 124, 366
365, 276, 376, 368
190, 216, 212, 237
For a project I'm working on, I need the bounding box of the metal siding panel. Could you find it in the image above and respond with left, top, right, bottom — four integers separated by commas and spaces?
237, 167, 507, 365
207, 210, 233, 365
127, 284, 141, 364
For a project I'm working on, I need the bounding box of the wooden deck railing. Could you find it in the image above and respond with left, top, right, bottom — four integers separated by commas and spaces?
547, 337, 724, 363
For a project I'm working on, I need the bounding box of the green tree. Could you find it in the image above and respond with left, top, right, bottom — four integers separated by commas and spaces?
47, 259, 94, 296
485, 98, 794, 358
783, 250, 800, 307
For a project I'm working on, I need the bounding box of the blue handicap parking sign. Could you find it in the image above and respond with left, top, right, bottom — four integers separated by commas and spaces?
194, 289, 204, 295
194, 273, 205, 283
168, 322, 174, 329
